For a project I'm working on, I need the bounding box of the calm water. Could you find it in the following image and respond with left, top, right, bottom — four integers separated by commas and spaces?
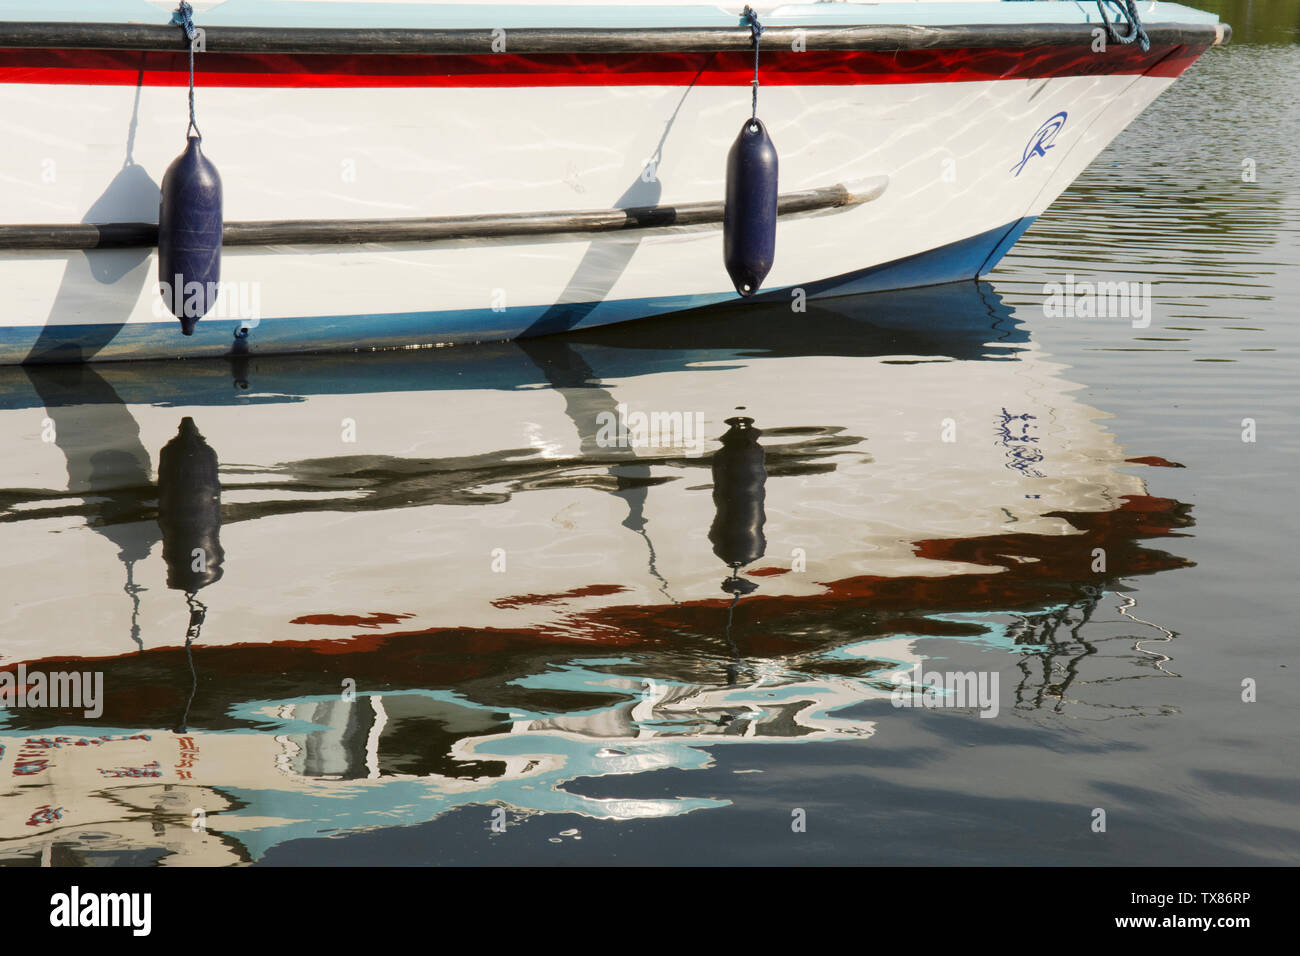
1, 20, 1296, 866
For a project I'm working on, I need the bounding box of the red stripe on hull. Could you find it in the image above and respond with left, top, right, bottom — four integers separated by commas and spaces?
0, 43, 1207, 89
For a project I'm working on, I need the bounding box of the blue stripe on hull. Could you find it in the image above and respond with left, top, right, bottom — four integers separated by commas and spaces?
3, 217, 1035, 365
800, 215, 1035, 299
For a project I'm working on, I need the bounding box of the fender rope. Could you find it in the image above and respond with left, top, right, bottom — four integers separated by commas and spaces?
742, 5, 764, 124
170, 2, 202, 138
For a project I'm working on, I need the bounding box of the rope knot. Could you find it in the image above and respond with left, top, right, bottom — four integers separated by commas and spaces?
1096, 0, 1151, 52
171, 1, 198, 41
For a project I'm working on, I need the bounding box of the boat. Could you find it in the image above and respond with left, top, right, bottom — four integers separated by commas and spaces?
0, 0, 1229, 364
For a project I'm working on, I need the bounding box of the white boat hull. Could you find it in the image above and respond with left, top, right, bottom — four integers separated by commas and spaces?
0, 1, 1224, 362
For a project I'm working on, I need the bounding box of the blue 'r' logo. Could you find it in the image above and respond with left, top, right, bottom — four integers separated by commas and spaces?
1010, 111, 1068, 177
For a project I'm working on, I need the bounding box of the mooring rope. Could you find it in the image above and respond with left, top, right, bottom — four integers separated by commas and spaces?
1096, 0, 1151, 52
742, 5, 764, 125
170, 1, 201, 138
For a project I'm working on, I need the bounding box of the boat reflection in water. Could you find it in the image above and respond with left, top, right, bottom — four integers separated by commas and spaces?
708, 414, 767, 684
157, 416, 223, 738
0, 282, 1193, 865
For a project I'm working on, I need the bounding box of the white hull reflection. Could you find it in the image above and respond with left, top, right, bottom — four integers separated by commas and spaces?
3, 284, 1147, 660
0, 282, 1191, 863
